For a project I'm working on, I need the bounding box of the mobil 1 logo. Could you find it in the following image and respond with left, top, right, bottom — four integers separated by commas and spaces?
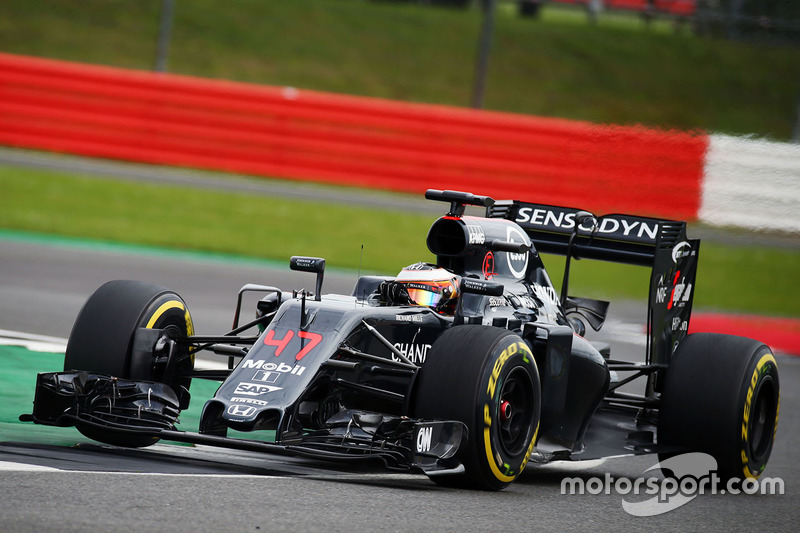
241, 359, 307, 382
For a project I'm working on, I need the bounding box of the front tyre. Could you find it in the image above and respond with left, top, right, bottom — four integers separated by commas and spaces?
64, 280, 195, 447
412, 326, 540, 490
659, 333, 780, 481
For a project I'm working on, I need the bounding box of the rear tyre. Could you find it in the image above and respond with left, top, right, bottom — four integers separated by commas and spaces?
65, 280, 195, 447
658, 333, 780, 481
412, 326, 540, 490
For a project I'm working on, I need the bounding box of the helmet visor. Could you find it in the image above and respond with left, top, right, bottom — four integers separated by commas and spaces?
405, 284, 443, 308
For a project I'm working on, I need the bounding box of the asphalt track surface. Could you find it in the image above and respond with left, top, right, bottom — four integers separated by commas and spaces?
1, 236, 798, 532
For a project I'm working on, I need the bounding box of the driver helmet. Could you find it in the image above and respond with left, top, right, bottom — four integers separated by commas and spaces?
396, 263, 460, 315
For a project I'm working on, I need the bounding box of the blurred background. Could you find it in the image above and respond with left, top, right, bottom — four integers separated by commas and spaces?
1, 0, 798, 138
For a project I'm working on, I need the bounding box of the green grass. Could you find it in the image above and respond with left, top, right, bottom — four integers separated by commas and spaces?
0, 345, 221, 445
1, 164, 798, 317
0, 164, 434, 276
0, 0, 798, 139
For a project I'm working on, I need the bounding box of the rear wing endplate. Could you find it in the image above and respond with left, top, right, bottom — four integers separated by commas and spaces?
488, 200, 700, 389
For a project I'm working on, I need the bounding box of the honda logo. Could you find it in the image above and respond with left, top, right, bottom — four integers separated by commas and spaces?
227, 405, 257, 417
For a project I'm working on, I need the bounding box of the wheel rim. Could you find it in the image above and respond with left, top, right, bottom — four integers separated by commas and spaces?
748, 377, 777, 463
498, 366, 535, 456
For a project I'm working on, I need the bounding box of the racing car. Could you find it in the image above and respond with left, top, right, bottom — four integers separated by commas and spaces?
22, 189, 780, 490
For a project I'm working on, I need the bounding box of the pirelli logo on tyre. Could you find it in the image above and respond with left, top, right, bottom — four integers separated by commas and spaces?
482, 340, 539, 484
486, 342, 518, 398
741, 352, 779, 479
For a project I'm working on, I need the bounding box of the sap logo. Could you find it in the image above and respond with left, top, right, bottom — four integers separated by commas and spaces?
416, 426, 433, 453
233, 382, 283, 396
467, 224, 485, 245
392, 343, 432, 365
241, 360, 306, 375
227, 405, 257, 417
231, 397, 268, 406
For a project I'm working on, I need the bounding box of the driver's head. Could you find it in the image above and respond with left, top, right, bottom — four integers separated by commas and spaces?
396, 263, 460, 315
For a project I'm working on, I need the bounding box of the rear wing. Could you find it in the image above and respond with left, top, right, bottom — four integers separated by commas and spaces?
487, 201, 686, 267
487, 200, 700, 389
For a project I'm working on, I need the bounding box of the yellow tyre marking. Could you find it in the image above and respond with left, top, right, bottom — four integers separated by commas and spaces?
184, 308, 195, 336
741, 353, 777, 479
484, 427, 516, 483
520, 423, 539, 474
145, 300, 186, 329
483, 340, 538, 484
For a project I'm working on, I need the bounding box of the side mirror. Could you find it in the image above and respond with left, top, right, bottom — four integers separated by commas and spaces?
290, 256, 325, 274
460, 278, 504, 296
455, 278, 505, 325
290, 256, 325, 301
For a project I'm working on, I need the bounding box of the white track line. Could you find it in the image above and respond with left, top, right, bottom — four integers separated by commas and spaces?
0, 460, 284, 477
0, 329, 67, 353
0, 460, 62, 472
0, 329, 227, 370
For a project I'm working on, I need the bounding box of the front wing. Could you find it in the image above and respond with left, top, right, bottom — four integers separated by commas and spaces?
21, 371, 466, 475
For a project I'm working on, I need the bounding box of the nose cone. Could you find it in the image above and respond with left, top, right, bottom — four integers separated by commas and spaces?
202, 399, 284, 434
